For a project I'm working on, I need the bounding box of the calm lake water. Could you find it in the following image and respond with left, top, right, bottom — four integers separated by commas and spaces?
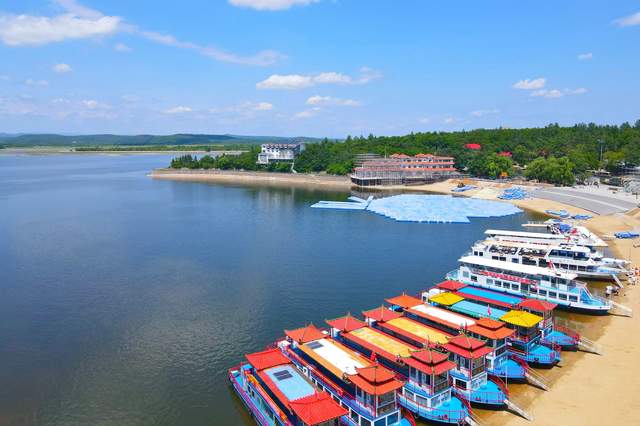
0, 154, 542, 426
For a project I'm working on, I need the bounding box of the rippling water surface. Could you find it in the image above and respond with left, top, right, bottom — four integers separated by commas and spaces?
0, 154, 541, 425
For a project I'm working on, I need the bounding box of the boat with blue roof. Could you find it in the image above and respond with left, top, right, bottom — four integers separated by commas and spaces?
387, 295, 528, 383
431, 280, 581, 351
280, 324, 415, 426
229, 346, 349, 426
425, 291, 560, 368
326, 311, 473, 424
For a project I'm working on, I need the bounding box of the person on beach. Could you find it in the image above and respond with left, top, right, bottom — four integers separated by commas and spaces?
605, 285, 612, 298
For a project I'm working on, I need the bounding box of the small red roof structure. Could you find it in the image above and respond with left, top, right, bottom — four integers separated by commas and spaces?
245, 348, 290, 371
415, 153, 435, 158
464, 143, 482, 150
498, 151, 512, 157
517, 299, 557, 312
289, 392, 348, 425
435, 280, 467, 292
285, 324, 326, 344
404, 349, 456, 375
390, 153, 410, 158
325, 314, 366, 333
467, 317, 515, 340
385, 293, 422, 309
362, 306, 403, 322
443, 335, 493, 359
348, 364, 404, 395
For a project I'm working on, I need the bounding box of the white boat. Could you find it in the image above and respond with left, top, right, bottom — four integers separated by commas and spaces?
448, 255, 613, 314
484, 228, 608, 251
472, 238, 627, 279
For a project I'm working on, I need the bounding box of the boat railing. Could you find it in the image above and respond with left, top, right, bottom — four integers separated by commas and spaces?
236, 368, 294, 426
509, 345, 558, 364
552, 321, 581, 341
398, 393, 469, 424
228, 369, 279, 426
452, 384, 506, 405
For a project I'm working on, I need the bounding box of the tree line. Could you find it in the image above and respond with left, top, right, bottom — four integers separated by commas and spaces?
169, 121, 640, 185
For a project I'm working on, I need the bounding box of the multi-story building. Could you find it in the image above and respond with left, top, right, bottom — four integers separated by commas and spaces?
256, 143, 304, 165
350, 153, 458, 186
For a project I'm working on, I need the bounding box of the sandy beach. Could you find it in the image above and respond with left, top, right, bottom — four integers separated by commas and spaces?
150, 168, 352, 189
152, 169, 640, 424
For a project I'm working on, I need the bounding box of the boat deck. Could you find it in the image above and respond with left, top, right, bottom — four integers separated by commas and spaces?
299, 338, 368, 378
457, 286, 523, 306
450, 300, 508, 321
385, 317, 451, 344
263, 364, 315, 401
349, 327, 413, 357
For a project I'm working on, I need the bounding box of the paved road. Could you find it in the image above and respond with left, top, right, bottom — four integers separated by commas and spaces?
532, 188, 638, 215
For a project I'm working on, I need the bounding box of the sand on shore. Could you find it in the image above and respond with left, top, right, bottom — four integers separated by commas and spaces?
150, 168, 352, 189
152, 170, 640, 424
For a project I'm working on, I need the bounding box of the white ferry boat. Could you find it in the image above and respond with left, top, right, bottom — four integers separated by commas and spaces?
472, 239, 627, 279
484, 228, 608, 251
448, 255, 613, 314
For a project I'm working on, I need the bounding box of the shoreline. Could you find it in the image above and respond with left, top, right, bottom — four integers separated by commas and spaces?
150, 168, 352, 189
151, 168, 640, 424
0, 148, 244, 156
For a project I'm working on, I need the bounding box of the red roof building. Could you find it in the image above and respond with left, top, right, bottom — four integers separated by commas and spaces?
403, 349, 456, 375
347, 364, 404, 395
467, 317, 515, 340
385, 293, 423, 309
362, 306, 403, 322
289, 392, 348, 425
517, 299, 557, 313
435, 280, 467, 292
442, 335, 493, 359
464, 143, 482, 150
351, 153, 458, 187
285, 324, 326, 343
498, 151, 512, 157
245, 348, 290, 371
325, 314, 367, 333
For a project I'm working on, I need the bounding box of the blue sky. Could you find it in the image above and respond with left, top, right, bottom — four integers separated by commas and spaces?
0, 0, 639, 137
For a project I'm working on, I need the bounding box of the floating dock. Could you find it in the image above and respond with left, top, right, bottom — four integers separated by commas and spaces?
311, 194, 523, 223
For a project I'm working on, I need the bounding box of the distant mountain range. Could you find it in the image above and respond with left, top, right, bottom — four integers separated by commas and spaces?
0, 133, 325, 147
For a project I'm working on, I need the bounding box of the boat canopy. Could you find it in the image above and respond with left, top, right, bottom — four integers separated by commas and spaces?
429, 292, 464, 306
385, 293, 423, 309
500, 310, 543, 328
409, 304, 476, 328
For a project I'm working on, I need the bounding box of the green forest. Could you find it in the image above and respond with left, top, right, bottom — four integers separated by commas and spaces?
169, 121, 640, 186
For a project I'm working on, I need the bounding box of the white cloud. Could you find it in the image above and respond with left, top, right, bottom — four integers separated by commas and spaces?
0, 1, 283, 67
578, 52, 593, 60
25, 79, 48, 86
568, 87, 588, 95
306, 95, 361, 106
257, 67, 382, 90
114, 42, 131, 52
0, 13, 121, 46
257, 74, 313, 89
82, 99, 111, 109
531, 89, 563, 98
164, 106, 192, 114
138, 30, 284, 66
228, 0, 319, 11
293, 107, 321, 119
0, 75, 9, 81
254, 101, 274, 111
53, 63, 72, 73
530, 88, 587, 99
443, 117, 456, 124
613, 11, 640, 27
513, 78, 546, 90
470, 109, 500, 117
418, 117, 431, 124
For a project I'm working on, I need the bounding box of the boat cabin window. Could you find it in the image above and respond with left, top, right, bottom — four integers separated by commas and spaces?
471, 275, 477, 282
569, 295, 578, 302
539, 289, 547, 296
463, 271, 469, 278
548, 291, 557, 299
487, 278, 493, 284
454, 378, 467, 389
511, 283, 519, 290
559, 293, 567, 301
360, 419, 372, 426
350, 410, 359, 423
386, 413, 399, 425
512, 258, 519, 263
